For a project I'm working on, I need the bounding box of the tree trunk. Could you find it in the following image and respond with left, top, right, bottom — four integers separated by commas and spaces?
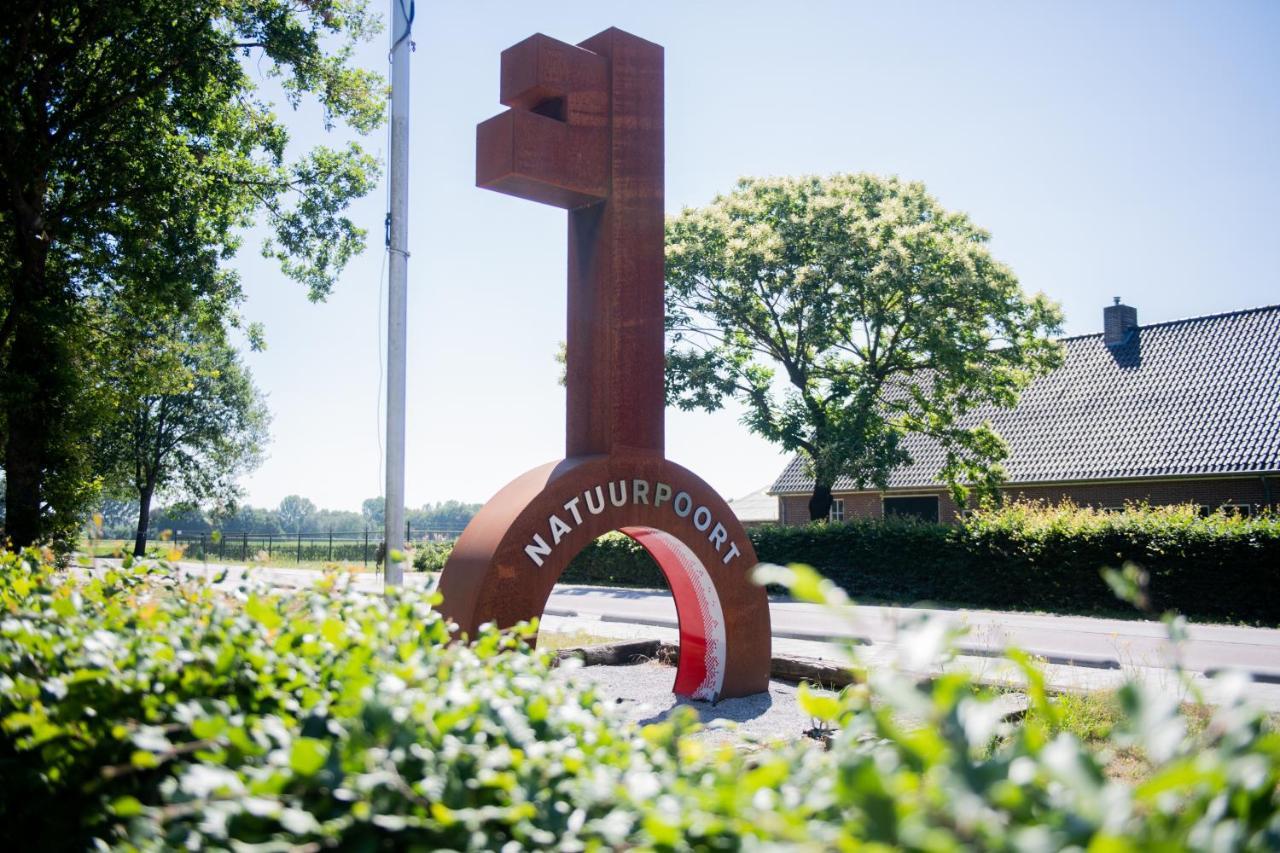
808, 482, 834, 522
3, 404, 44, 548
2, 310, 52, 548
133, 485, 154, 557
2, 187, 54, 548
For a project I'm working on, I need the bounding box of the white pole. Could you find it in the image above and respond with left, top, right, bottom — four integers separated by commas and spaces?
384, 0, 412, 586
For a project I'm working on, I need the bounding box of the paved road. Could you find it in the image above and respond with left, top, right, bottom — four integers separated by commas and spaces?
98, 559, 1280, 684
544, 584, 1280, 683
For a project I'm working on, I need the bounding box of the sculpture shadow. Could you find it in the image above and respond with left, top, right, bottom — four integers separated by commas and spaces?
635, 689, 776, 727
550, 584, 670, 600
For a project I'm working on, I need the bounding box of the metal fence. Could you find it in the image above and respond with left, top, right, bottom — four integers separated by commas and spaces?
141, 524, 463, 566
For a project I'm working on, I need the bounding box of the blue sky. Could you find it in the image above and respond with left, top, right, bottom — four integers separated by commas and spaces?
233, 1, 1280, 512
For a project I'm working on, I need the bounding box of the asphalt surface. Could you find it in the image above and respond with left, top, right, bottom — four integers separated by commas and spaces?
542, 583, 1280, 683
91, 559, 1280, 704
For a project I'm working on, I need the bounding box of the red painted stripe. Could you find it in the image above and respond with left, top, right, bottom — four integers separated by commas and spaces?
620, 526, 709, 696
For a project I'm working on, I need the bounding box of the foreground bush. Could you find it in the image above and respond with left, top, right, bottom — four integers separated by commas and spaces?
2, 550, 1277, 850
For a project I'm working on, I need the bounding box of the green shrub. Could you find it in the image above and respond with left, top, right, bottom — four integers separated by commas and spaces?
750, 502, 1280, 623
410, 539, 453, 573
406, 503, 1280, 621
0, 551, 639, 849
1, 551, 1278, 849
409, 533, 667, 586
561, 531, 665, 587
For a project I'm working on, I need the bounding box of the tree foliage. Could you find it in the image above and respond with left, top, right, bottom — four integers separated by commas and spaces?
665, 174, 1063, 520
97, 311, 269, 556
0, 0, 384, 546
276, 495, 318, 534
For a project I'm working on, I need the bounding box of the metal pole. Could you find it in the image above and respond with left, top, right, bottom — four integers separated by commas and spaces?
384, 0, 413, 587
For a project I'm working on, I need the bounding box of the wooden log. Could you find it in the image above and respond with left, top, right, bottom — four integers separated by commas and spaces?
554, 639, 661, 666
554, 641, 867, 692
769, 655, 865, 689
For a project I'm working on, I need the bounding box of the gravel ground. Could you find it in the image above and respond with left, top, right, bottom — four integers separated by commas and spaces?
550, 660, 837, 747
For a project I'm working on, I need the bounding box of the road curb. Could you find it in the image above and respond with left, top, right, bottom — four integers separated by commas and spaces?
588, 611, 1280, 683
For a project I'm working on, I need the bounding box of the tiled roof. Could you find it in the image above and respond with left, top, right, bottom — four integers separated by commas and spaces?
771, 305, 1280, 494
727, 488, 780, 523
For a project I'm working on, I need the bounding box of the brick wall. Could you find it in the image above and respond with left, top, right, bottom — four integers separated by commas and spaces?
1007, 477, 1276, 512
774, 475, 1279, 525
777, 492, 879, 524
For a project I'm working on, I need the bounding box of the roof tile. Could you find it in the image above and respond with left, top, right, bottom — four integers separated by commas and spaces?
771, 305, 1280, 494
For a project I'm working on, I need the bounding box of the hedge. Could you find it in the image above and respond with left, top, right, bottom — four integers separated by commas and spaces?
421, 503, 1280, 624
751, 503, 1280, 624
2, 552, 1278, 849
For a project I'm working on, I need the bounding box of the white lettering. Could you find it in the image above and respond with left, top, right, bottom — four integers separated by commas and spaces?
525, 535, 552, 567
608, 479, 628, 507
709, 522, 727, 551
722, 541, 741, 564
654, 482, 673, 507
632, 479, 650, 505
584, 485, 605, 515
693, 506, 712, 531
549, 513, 572, 545
563, 496, 584, 525
673, 491, 692, 517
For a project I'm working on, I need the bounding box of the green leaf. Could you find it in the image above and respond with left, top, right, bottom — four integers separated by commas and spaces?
321, 618, 345, 645
130, 750, 160, 770
245, 595, 283, 630
111, 795, 144, 817
289, 737, 330, 776
797, 682, 841, 722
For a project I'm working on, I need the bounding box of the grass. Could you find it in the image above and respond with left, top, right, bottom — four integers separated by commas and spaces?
536, 629, 623, 651
81, 538, 387, 572
1015, 688, 1226, 781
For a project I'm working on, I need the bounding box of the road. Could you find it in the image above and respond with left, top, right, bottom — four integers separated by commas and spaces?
99, 559, 1280, 687
543, 584, 1280, 683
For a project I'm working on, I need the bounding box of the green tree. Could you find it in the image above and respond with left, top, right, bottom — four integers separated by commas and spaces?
0, 0, 383, 547
665, 174, 1064, 521
362, 496, 385, 528
277, 495, 317, 535
93, 497, 139, 538
213, 503, 280, 536
407, 500, 481, 534
99, 314, 268, 556
313, 508, 365, 535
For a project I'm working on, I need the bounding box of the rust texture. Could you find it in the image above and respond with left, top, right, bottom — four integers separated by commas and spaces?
441, 28, 770, 699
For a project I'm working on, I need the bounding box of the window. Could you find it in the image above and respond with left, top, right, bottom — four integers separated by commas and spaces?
828, 499, 845, 522
1220, 503, 1254, 517
883, 496, 939, 523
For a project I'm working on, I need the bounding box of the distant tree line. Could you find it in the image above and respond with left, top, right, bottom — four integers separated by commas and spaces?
92, 496, 480, 539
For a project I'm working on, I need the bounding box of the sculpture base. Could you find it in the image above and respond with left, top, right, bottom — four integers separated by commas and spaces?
436, 454, 771, 700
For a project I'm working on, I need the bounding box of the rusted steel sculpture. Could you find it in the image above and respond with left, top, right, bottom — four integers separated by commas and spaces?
437, 28, 771, 699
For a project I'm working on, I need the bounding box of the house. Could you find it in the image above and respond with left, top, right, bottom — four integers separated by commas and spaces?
770, 301, 1280, 523
726, 488, 780, 528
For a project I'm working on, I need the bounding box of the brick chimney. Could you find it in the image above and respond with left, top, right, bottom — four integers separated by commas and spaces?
1104, 297, 1138, 347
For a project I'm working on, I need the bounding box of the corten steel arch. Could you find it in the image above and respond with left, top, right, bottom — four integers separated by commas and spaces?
437, 28, 771, 700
